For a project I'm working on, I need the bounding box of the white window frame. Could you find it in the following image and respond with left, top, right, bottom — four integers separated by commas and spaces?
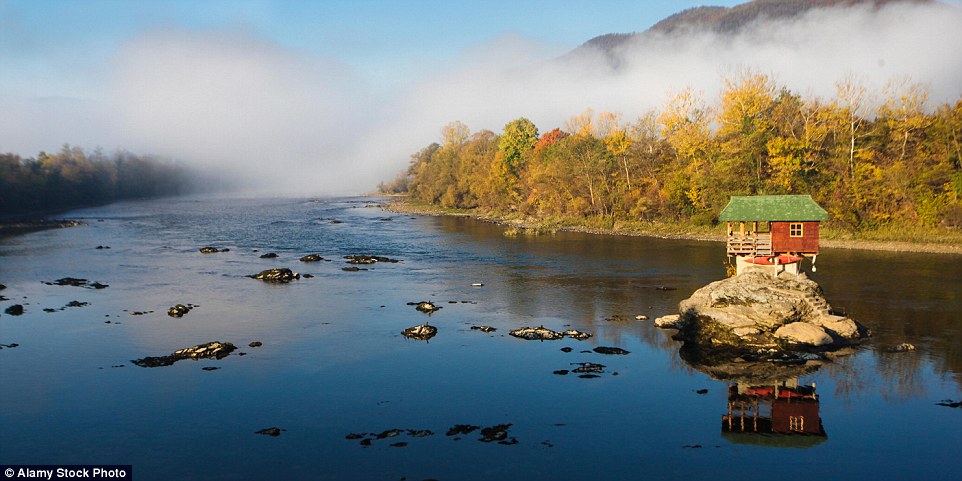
789, 223, 803, 238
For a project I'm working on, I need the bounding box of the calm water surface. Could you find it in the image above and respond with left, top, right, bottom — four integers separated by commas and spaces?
1, 196, 960, 480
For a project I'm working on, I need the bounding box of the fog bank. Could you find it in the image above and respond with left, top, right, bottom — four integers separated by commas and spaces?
2, 1, 960, 195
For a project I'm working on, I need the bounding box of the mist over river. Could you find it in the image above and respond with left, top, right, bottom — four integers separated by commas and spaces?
1, 196, 960, 480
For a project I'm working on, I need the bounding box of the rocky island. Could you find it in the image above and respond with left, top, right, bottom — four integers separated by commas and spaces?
656, 195, 870, 367
656, 265, 869, 373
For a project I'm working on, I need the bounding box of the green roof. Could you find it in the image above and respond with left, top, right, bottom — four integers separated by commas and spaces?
718, 195, 828, 222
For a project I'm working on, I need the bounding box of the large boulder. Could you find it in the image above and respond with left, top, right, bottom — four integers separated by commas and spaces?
774, 322, 833, 347
666, 272, 866, 353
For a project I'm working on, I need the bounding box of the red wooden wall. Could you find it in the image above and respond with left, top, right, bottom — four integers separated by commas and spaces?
771, 221, 819, 253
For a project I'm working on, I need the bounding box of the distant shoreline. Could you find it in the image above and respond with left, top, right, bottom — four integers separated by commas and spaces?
384, 197, 962, 256
0, 218, 82, 239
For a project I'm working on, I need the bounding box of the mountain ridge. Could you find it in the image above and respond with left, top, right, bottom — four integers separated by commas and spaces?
573, 0, 935, 57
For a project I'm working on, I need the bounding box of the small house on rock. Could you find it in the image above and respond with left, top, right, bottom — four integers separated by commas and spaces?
719, 195, 828, 276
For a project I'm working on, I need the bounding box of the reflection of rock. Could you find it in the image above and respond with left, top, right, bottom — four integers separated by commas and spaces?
593, 347, 630, 355
248, 268, 300, 283
132, 341, 237, 367
678, 342, 824, 384
886, 343, 916, 353
668, 272, 867, 352
402, 324, 437, 341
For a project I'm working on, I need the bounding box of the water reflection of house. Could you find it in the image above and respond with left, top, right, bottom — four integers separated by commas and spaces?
722, 378, 827, 448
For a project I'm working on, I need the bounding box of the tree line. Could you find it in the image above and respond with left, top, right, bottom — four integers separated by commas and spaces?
1, 145, 202, 218
380, 73, 962, 232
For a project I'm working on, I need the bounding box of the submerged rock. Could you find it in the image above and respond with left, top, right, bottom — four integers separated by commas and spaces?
259, 252, 278, 259
402, 324, 437, 341
248, 268, 300, 283
299, 254, 324, 262
470, 325, 497, 332
132, 341, 237, 368
199, 246, 220, 254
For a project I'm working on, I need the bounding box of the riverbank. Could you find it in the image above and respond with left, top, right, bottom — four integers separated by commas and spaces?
384, 197, 962, 255
0, 219, 82, 239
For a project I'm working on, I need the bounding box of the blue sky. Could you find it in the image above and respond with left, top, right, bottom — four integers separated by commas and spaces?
1, 0, 961, 195
1, 0, 745, 98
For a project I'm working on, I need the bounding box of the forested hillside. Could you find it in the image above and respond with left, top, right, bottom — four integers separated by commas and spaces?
1, 145, 202, 218
380, 73, 962, 234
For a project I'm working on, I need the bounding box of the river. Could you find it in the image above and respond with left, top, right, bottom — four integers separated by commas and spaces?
1, 196, 959, 480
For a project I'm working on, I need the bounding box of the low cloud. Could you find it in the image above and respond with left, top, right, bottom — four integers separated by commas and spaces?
2, 1, 960, 195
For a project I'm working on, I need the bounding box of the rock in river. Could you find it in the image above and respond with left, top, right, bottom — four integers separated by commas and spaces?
509, 326, 564, 341
167, 303, 194, 318
402, 324, 437, 341
345, 255, 400, 264
414, 301, 441, 314
5, 304, 25, 316
665, 271, 868, 353
132, 341, 237, 367
248, 268, 300, 283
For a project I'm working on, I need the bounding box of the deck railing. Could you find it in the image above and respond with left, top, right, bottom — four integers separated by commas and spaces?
727, 233, 772, 256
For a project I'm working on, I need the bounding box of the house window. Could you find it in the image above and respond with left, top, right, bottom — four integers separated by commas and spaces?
789, 223, 803, 237
789, 416, 805, 432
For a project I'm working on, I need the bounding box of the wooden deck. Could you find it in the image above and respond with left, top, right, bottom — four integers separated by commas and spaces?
727, 233, 772, 256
